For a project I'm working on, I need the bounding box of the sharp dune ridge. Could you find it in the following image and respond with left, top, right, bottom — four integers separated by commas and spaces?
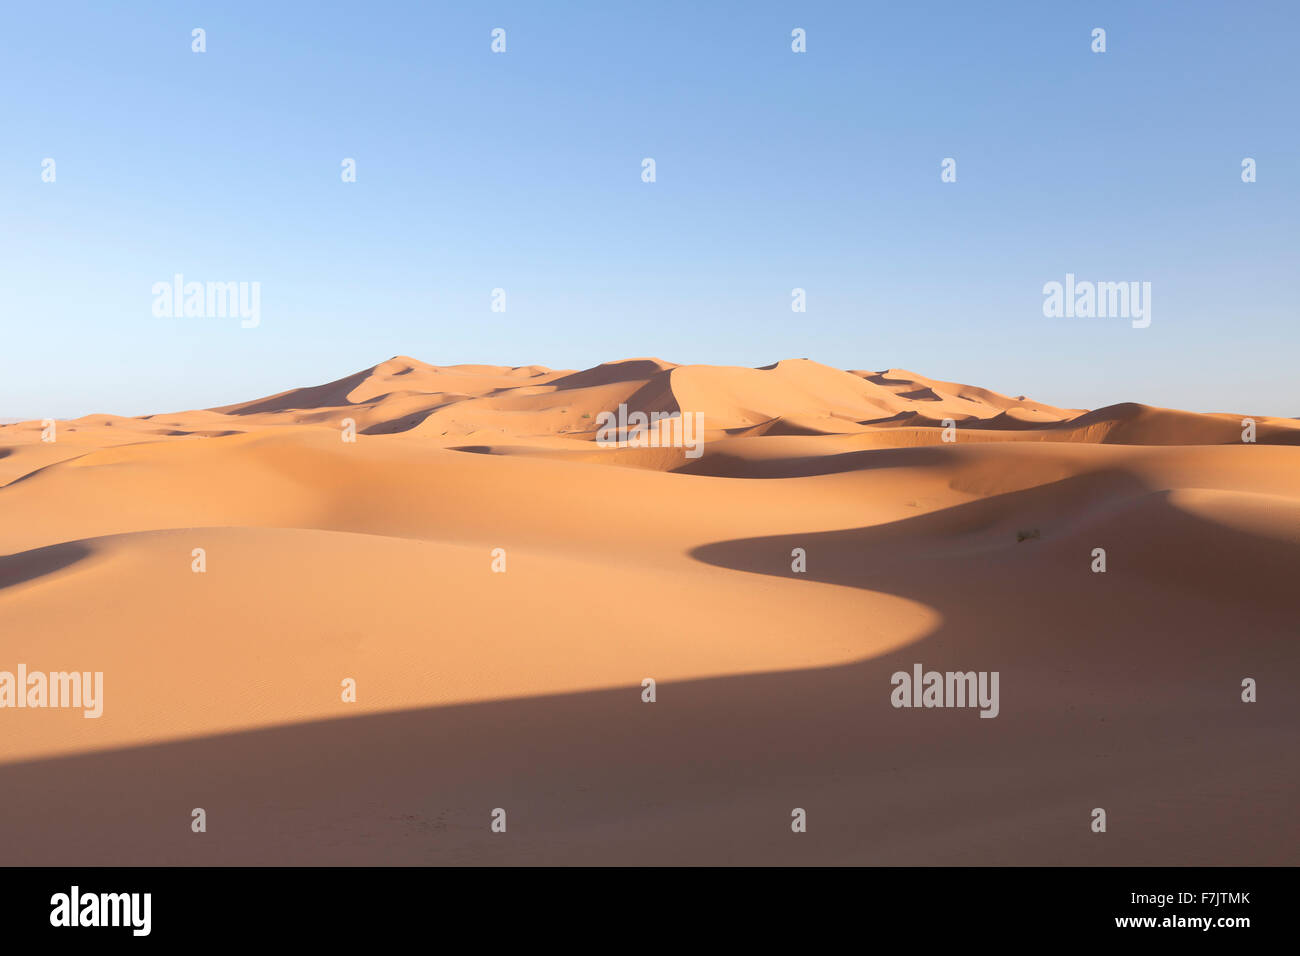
0, 357, 1296, 864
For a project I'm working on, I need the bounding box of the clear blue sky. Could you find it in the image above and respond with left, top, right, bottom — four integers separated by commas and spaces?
3, 0, 1296, 418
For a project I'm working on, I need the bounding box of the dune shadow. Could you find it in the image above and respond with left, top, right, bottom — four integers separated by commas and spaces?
152, 429, 243, 438
0, 541, 93, 591
359, 410, 440, 436
216, 368, 374, 416
675, 444, 956, 478
547, 360, 672, 392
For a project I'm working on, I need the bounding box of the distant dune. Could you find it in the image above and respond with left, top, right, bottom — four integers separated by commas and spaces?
0, 357, 1296, 865
4, 356, 1297, 484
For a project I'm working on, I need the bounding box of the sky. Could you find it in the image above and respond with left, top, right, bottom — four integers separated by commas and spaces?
2, 0, 1297, 419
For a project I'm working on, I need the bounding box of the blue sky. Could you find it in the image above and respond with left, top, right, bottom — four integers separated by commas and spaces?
2, 0, 1296, 418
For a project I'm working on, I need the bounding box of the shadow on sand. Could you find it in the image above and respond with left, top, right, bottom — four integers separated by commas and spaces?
0, 477, 1295, 865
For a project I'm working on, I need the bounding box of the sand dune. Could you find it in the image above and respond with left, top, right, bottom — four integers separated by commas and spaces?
0, 358, 1295, 864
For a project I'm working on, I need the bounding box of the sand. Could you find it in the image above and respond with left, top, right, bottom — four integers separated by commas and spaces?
0, 356, 1295, 864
